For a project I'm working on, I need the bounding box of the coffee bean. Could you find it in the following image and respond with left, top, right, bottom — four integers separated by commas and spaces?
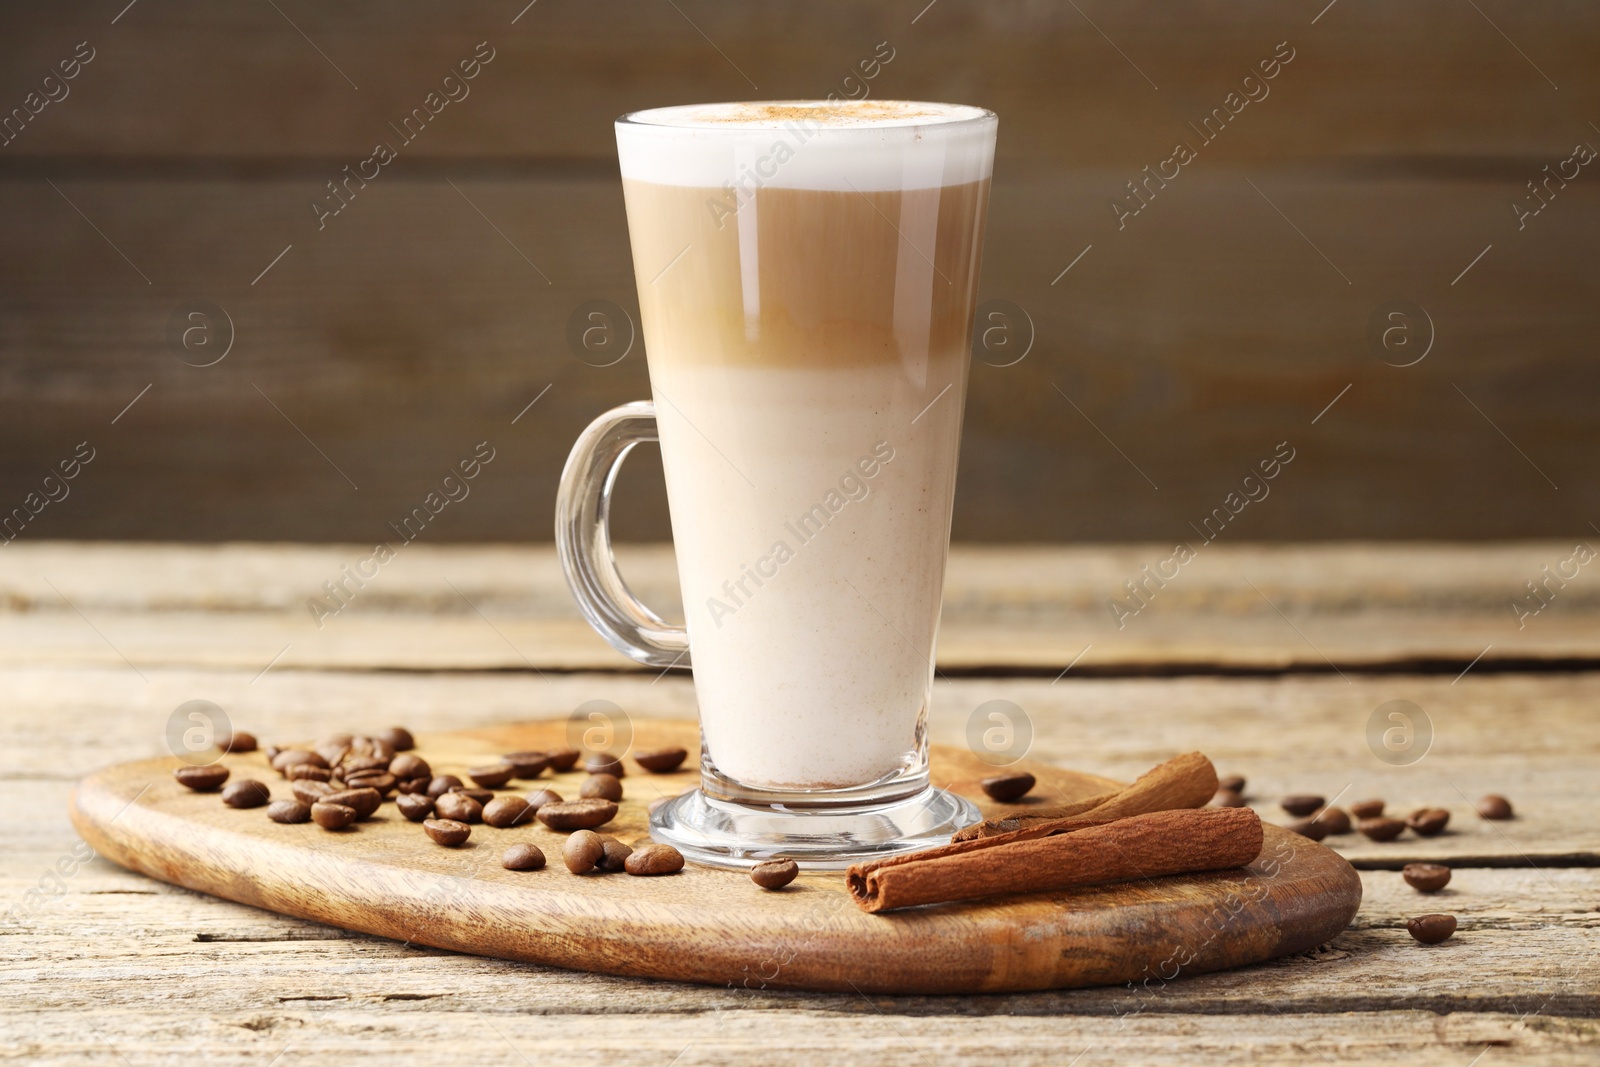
1406, 913, 1457, 944
1477, 794, 1514, 820
751, 859, 799, 890
563, 830, 605, 873
525, 789, 563, 812
340, 754, 391, 776
1349, 798, 1385, 819
344, 771, 397, 796
502, 843, 546, 871
598, 836, 633, 872
426, 775, 463, 798
346, 736, 395, 763
314, 741, 351, 767
221, 731, 258, 754
1217, 774, 1246, 794
1210, 788, 1246, 809
267, 800, 310, 824
1359, 816, 1407, 842
536, 799, 618, 831
625, 843, 685, 876
398, 776, 431, 795
222, 780, 271, 809
323, 787, 382, 820
580, 773, 624, 802
315, 732, 353, 752
272, 750, 328, 776
1280, 795, 1324, 817
483, 795, 534, 828
311, 802, 357, 830
981, 772, 1036, 803
1407, 807, 1450, 837
584, 753, 624, 777
396, 794, 435, 823
468, 763, 516, 789
377, 726, 415, 752
1314, 807, 1352, 835
633, 746, 689, 774
292, 779, 336, 805
1285, 816, 1329, 841
389, 753, 430, 781
173, 764, 230, 792
1402, 863, 1452, 892
545, 747, 581, 773
450, 786, 494, 804
263, 745, 282, 761
287, 763, 333, 782
503, 751, 551, 779
434, 792, 483, 824
424, 818, 471, 847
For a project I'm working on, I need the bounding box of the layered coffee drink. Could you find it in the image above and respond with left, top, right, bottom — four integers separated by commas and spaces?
615, 102, 994, 792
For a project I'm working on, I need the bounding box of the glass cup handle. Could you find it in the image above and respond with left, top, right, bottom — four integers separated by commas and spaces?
555, 400, 691, 669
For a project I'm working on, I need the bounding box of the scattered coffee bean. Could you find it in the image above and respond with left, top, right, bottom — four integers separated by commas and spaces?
1402, 863, 1452, 892
1406, 913, 1457, 944
272, 750, 328, 776
222, 780, 271, 809
287, 763, 333, 782
434, 792, 483, 824
1313, 807, 1352, 835
584, 753, 624, 777
502, 751, 551, 779
292, 779, 336, 805
751, 859, 799, 890
580, 773, 624, 802
525, 789, 563, 812
1477, 794, 1514, 820
323, 787, 382, 820
377, 726, 415, 751
450, 786, 494, 804
340, 754, 391, 776
1280, 795, 1324, 817
483, 795, 534, 828
1359, 817, 1407, 842
1407, 807, 1450, 837
311, 802, 357, 830
424, 818, 471, 847
389, 753, 430, 781
599, 836, 633, 872
263, 744, 282, 761
1349, 798, 1385, 819
398, 776, 431, 795
563, 830, 605, 873
625, 843, 685, 876
344, 771, 397, 796
632, 746, 689, 774
1210, 789, 1246, 809
426, 775, 463, 798
1217, 774, 1246, 794
537, 799, 618, 831
396, 794, 435, 823
173, 764, 230, 792
1285, 816, 1329, 841
545, 747, 581, 773
267, 800, 310, 824
468, 763, 516, 789
221, 731, 258, 754
981, 772, 1036, 803
502, 843, 546, 871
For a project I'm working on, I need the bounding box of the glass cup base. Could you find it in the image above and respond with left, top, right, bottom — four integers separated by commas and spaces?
647, 785, 981, 870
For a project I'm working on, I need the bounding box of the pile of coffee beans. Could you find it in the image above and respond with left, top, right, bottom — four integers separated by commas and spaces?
174, 727, 687, 880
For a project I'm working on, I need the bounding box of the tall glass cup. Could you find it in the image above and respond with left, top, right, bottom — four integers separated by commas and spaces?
557, 101, 997, 867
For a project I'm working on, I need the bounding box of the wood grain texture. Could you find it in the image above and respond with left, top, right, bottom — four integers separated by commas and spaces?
69, 719, 1362, 994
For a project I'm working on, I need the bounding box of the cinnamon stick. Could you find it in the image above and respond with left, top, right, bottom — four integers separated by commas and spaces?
953, 750, 1218, 840
848, 806, 1262, 913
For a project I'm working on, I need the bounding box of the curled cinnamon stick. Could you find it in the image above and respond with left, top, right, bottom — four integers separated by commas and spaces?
953, 751, 1218, 841
848, 806, 1262, 913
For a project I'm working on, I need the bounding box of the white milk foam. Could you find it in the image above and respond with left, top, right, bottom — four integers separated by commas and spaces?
616, 100, 995, 191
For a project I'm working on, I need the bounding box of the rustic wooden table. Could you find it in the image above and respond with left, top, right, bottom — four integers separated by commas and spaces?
6, 542, 1596, 1064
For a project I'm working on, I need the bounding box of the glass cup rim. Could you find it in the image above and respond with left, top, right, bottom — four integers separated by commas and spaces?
615, 99, 996, 133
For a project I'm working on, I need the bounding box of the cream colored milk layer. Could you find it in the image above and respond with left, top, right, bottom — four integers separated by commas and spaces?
616, 101, 994, 789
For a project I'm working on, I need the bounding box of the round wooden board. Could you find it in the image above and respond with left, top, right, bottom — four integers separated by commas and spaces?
70, 720, 1361, 994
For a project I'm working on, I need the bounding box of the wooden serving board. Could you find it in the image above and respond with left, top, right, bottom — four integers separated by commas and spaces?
70, 720, 1362, 994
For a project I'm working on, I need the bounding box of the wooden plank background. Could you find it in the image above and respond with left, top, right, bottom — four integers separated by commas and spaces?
1, 1, 1597, 542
